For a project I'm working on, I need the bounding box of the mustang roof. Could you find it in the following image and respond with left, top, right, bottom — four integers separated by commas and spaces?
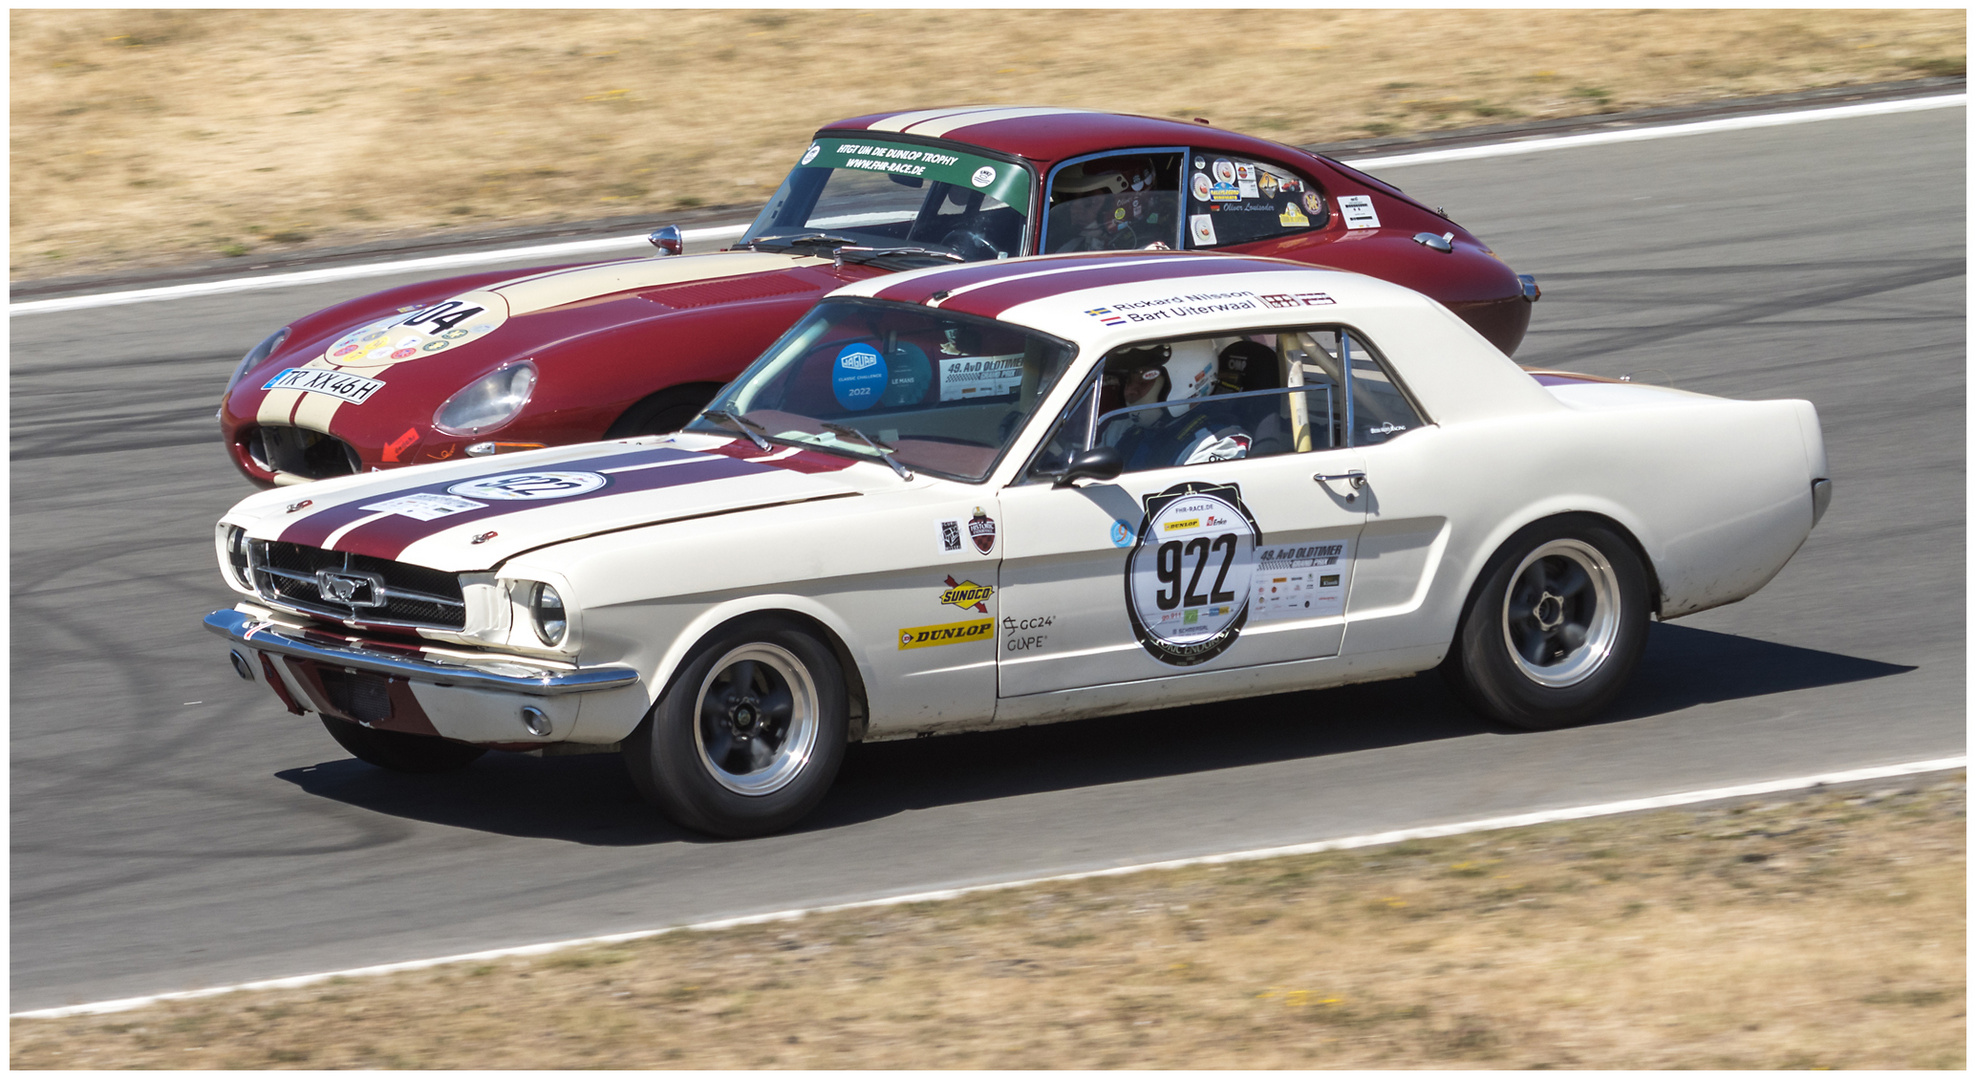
820, 105, 1320, 168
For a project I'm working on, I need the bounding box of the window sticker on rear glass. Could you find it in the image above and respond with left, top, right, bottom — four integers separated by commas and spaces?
1189, 156, 1323, 246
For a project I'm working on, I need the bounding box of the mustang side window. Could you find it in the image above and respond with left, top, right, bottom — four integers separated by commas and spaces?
1044, 153, 1185, 253
1080, 334, 1341, 474
1183, 154, 1329, 249
1283, 328, 1425, 446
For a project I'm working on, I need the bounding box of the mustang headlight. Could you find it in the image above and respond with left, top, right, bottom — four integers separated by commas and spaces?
434, 362, 536, 436
529, 582, 567, 646
224, 327, 291, 396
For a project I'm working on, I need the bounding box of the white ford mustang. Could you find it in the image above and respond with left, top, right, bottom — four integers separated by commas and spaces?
207, 251, 1831, 837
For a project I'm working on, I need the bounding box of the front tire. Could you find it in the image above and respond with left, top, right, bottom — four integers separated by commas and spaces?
320, 716, 486, 773
623, 617, 849, 837
1442, 518, 1650, 731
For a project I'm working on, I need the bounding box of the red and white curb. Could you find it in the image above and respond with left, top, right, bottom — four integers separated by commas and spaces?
13, 754, 1963, 1020
10, 93, 1962, 318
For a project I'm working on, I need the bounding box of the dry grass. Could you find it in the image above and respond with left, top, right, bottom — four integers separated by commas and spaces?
10, 9, 1964, 278
12, 776, 1963, 1069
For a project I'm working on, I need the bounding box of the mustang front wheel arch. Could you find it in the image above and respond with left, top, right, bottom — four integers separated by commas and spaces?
623, 615, 849, 837
1441, 515, 1651, 731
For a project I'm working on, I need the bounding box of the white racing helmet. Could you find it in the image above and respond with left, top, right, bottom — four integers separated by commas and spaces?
1161, 339, 1219, 417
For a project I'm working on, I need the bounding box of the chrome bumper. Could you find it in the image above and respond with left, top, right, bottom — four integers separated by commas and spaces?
204, 608, 640, 697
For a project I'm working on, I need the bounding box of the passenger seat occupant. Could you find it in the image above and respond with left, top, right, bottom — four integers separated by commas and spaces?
1048, 157, 1177, 253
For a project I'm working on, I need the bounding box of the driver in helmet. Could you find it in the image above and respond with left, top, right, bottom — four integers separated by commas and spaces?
1049, 158, 1172, 253
1101, 341, 1254, 469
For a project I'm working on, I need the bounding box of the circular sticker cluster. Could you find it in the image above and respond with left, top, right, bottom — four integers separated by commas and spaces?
448, 471, 608, 501
323, 290, 509, 369
1124, 483, 1260, 666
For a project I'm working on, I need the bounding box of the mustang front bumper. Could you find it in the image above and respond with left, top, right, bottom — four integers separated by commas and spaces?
205, 607, 641, 745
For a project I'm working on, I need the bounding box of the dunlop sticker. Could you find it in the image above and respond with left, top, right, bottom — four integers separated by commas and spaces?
898, 619, 994, 650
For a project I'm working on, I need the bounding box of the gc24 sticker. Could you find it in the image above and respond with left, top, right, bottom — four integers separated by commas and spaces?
1124, 481, 1261, 665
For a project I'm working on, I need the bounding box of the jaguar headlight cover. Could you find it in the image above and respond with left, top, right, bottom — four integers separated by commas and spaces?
224, 327, 291, 395
434, 361, 537, 436
529, 582, 567, 646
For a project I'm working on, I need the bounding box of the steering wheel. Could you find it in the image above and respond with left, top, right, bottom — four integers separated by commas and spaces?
1106, 223, 1139, 250
939, 228, 1000, 262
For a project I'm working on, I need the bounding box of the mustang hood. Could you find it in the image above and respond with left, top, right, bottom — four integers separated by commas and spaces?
226, 436, 871, 572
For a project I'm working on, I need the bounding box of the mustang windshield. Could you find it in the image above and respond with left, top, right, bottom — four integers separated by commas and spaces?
690, 300, 1075, 482
742, 137, 1033, 263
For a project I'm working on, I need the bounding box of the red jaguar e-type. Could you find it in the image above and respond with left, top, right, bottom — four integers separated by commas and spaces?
219, 105, 1538, 486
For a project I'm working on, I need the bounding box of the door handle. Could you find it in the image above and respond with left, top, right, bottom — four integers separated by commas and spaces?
1314, 470, 1367, 501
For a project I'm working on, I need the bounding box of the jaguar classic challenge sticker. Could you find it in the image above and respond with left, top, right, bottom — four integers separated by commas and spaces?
1125, 482, 1261, 666
1337, 194, 1380, 229
322, 290, 509, 367
971, 165, 997, 188
832, 343, 887, 411
261, 368, 386, 404
1251, 541, 1353, 620
447, 471, 608, 500
898, 619, 994, 650
938, 576, 994, 613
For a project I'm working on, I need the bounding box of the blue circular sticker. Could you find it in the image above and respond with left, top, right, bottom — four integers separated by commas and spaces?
1110, 519, 1135, 548
832, 343, 888, 411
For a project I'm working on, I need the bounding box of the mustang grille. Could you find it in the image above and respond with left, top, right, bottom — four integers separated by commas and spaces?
246, 540, 466, 629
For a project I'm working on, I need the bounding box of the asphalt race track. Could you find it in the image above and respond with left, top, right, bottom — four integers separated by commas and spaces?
11, 104, 1964, 1011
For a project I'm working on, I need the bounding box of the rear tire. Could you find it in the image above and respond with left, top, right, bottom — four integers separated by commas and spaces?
623, 617, 848, 838
1442, 517, 1650, 731
605, 385, 720, 438
320, 716, 486, 773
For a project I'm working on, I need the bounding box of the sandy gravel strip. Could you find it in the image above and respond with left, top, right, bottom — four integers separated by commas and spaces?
14, 753, 1963, 1021
10, 93, 1963, 319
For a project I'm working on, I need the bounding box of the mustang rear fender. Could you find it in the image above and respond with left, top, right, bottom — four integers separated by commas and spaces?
1446, 510, 1665, 654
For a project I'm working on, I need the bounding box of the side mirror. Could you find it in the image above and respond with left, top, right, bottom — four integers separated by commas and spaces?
648, 224, 684, 257
1051, 446, 1123, 489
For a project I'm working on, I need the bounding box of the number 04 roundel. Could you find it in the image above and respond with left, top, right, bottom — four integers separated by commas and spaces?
1125, 482, 1261, 666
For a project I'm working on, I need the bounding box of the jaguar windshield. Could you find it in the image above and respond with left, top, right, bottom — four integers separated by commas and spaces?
687, 300, 1076, 482
741, 137, 1033, 264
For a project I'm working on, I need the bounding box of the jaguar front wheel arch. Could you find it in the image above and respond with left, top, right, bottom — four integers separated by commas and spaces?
623, 616, 849, 838
1442, 516, 1651, 731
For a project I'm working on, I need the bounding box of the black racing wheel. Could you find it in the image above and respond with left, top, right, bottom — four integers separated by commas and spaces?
623, 616, 849, 837
1442, 516, 1650, 731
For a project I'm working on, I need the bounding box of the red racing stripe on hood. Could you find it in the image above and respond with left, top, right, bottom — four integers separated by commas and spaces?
326, 452, 772, 560
940, 257, 1284, 320
276, 445, 714, 550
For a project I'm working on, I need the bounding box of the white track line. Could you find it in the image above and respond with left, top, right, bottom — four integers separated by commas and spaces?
1347, 91, 1965, 169
14, 754, 1963, 1020
10, 94, 1962, 318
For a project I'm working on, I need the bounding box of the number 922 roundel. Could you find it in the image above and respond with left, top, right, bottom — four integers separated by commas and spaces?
207, 251, 1830, 838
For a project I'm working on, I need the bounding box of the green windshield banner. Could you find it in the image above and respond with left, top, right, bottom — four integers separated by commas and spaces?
801, 138, 1031, 212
